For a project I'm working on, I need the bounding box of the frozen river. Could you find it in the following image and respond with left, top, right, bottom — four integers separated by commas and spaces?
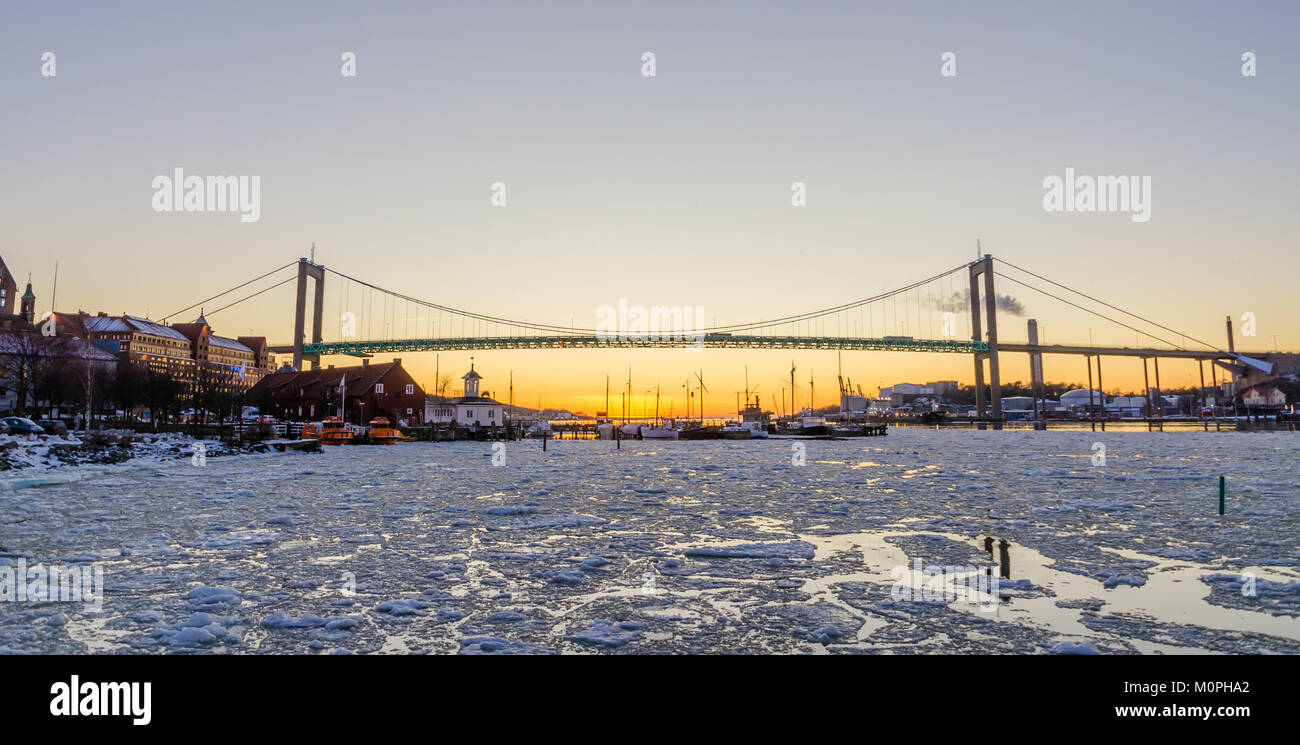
2, 429, 1298, 654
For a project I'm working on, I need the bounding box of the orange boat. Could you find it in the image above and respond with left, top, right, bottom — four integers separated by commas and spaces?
301, 416, 354, 445
367, 417, 402, 445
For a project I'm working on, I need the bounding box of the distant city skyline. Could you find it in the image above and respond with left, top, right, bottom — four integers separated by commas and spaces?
2, 1, 1296, 414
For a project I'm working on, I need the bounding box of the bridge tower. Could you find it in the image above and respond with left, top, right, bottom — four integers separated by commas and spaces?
968, 254, 1003, 424
292, 257, 326, 371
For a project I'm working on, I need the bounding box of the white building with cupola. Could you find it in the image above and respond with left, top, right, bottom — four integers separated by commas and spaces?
425, 361, 505, 429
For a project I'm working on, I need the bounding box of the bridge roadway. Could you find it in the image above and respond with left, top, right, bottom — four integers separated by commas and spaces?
269, 334, 991, 356
268, 335, 1278, 360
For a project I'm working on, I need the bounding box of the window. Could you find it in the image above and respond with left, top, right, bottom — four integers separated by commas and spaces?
375, 383, 384, 394
405, 384, 414, 395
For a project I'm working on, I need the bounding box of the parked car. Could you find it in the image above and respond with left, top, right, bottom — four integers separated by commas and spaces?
3, 417, 45, 435
0, 420, 9, 436
35, 419, 68, 435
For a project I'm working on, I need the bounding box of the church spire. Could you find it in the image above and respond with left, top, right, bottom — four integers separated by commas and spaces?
20, 274, 36, 323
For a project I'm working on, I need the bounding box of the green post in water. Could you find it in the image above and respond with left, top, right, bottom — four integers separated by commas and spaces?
1219, 475, 1225, 515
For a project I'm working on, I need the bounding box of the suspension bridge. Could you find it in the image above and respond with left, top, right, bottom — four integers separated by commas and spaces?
165, 253, 1285, 421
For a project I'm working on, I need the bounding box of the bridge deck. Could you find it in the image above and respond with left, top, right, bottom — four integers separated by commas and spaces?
270, 335, 990, 355
266, 336, 1273, 360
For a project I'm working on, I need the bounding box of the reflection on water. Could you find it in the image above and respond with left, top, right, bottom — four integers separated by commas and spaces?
983, 536, 1011, 580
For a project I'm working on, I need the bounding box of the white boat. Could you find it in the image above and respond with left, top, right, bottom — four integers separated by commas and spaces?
728, 420, 769, 439
720, 421, 752, 439
634, 387, 680, 439
736, 394, 771, 438
640, 418, 680, 439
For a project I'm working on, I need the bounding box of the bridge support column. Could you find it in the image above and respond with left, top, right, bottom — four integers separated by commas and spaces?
969, 255, 1002, 426
1028, 319, 1044, 429
292, 258, 326, 371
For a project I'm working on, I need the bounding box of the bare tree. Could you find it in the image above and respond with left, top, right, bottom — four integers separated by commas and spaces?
0, 332, 65, 417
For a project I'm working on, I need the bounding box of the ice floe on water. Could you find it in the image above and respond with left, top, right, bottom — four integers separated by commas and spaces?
0, 429, 1297, 654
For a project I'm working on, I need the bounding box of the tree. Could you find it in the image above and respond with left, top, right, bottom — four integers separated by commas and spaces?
0, 331, 66, 417
114, 361, 144, 421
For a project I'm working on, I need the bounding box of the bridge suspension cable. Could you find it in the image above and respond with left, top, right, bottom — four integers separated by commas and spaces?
322, 260, 972, 337
205, 276, 297, 318
993, 257, 1219, 351
162, 260, 297, 323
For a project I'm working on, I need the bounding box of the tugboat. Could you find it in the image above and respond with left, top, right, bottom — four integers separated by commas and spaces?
366, 416, 402, 444
302, 416, 354, 445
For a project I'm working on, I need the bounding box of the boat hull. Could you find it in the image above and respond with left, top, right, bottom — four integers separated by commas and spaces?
678, 426, 724, 440
640, 428, 679, 440
775, 424, 830, 436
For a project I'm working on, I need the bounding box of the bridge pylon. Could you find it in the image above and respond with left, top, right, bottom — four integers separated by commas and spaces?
969, 254, 1003, 425
292, 258, 326, 371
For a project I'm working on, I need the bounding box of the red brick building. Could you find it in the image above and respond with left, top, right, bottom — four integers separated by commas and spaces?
247, 358, 425, 425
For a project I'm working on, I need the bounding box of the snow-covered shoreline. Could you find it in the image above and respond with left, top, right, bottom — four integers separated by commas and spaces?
0, 432, 261, 488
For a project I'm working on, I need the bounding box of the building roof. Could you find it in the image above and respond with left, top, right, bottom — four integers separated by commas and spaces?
237, 336, 268, 352
209, 335, 253, 353
85, 314, 190, 341
249, 360, 416, 402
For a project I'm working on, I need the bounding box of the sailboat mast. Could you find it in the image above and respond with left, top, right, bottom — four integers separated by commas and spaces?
790, 362, 796, 418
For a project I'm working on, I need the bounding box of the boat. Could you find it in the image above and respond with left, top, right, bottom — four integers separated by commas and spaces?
736, 393, 771, 439
640, 424, 679, 439
639, 416, 681, 439
640, 388, 679, 439
830, 422, 889, 437
720, 421, 752, 439
775, 409, 831, 436
366, 416, 402, 444
678, 424, 724, 440
301, 416, 354, 445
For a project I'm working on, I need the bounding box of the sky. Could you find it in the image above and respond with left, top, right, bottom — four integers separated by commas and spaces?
2, 1, 1296, 416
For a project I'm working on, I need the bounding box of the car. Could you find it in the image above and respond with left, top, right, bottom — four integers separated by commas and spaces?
35, 419, 68, 435
0, 420, 9, 436
3, 417, 45, 435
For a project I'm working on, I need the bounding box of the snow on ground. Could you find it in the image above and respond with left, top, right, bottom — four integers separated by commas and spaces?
0, 431, 257, 489
0, 429, 1297, 654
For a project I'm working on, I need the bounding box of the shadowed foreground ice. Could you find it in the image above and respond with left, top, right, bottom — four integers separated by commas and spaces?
2, 429, 1297, 654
